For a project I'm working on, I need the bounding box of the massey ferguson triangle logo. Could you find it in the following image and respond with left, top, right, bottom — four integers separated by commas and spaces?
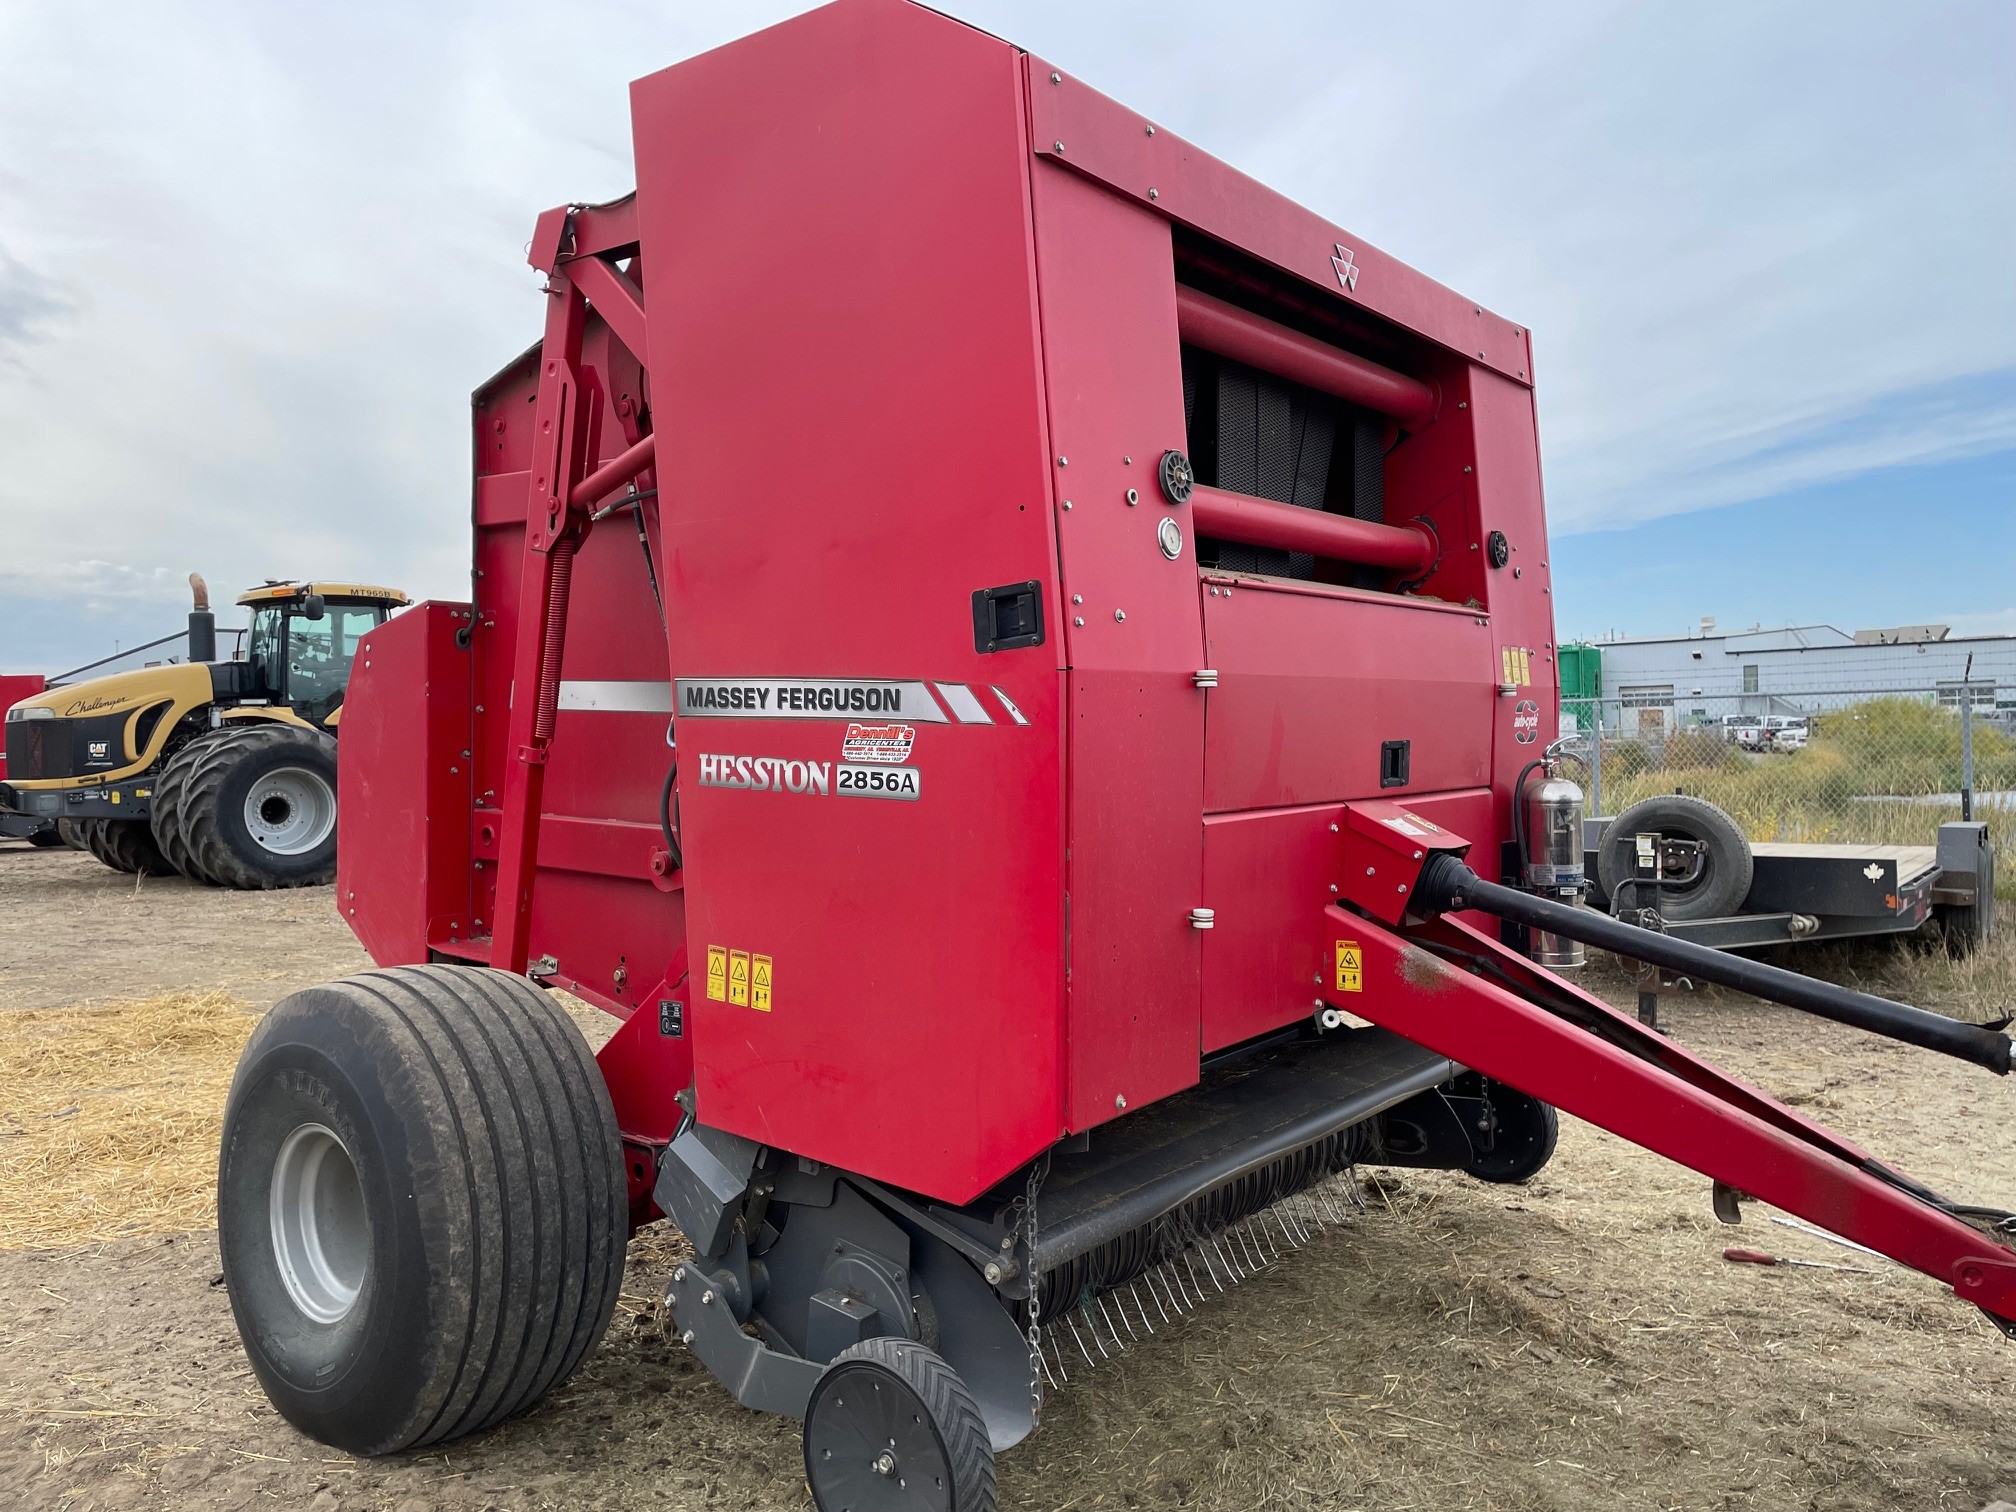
1332, 244, 1359, 292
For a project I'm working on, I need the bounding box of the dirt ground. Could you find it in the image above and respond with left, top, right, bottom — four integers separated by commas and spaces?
3, 840, 2015, 1511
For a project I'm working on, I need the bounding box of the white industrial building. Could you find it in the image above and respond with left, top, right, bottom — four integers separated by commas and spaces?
1571, 618, 2016, 734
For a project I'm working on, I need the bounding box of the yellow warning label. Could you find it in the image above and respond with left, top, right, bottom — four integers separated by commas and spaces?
728, 949, 751, 1007
751, 954, 774, 1013
1335, 941, 1364, 994
706, 946, 727, 1001
1499, 646, 1532, 687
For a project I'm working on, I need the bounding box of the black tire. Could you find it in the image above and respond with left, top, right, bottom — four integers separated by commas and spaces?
1595, 794, 1753, 923
56, 818, 87, 849
1464, 1093, 1559, 1184
151, 731, 237, 882
26, 824, 63, 847
179, 724, 339, 888
79, 817, 174, 876
804, 1337, 995, 1512
218, 965, 627, 1456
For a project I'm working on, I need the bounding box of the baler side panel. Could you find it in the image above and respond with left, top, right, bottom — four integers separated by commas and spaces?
1200, 791, 1493, 1051
1200, 585, 1496, 812
337, 602, 474, 964
627, 0, 1068, 1202
1468, 367, 1563, 809
1028, 157, 1207, 1128
1025, 58, 1532, 388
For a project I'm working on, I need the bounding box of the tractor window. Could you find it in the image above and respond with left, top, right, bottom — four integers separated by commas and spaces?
285, 605, 384, 720
248, 607, 286, 694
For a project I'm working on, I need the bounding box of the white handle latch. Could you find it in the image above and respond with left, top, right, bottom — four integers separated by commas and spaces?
1189, 907, 1215, 930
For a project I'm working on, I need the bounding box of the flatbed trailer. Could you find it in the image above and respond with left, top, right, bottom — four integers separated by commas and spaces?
1582, 816, 1996, 1027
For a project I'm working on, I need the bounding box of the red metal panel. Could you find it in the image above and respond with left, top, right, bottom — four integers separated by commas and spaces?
1027, 155, 1206, 1128
627, 0, 1065, 1202
1200, 789, 1491, 1052
1026, 59, 1532, 386
337, 603, 473, 964
1201, 580, 1496, 812
1468, 367, 1564, 816
0, 674, 45, 782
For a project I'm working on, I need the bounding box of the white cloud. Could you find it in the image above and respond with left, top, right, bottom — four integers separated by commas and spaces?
0, 0, 2009, 670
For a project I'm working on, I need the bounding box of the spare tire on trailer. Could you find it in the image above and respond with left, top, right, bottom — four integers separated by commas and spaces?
176, 724, 339, 888
78, 818, 174, 876
1596, 794, 1753, 923
217, 965, 628, 1455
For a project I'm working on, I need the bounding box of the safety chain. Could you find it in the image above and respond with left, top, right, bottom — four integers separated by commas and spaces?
1017, 1152, 1050, 1425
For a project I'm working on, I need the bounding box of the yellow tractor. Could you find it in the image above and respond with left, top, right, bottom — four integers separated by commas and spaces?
1, 575, 406, 888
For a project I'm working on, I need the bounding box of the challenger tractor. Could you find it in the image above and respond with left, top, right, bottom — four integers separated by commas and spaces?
1, 575, 405, 888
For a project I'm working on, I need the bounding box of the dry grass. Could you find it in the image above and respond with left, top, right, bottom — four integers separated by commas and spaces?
0, 991, 256, 1248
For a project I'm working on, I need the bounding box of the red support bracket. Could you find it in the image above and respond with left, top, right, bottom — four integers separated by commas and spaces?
491, 273, 590, 974
1321, 890, 2016, 1325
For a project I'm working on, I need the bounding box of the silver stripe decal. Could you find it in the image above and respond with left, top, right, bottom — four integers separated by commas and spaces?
675, 678, 950, 722
557, 680, 673, 713
933, 682, 994, 725
991, 686, 1029, 726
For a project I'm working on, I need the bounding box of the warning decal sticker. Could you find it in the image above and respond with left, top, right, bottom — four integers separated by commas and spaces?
1499, 646, 1533, 687
751, 954, 773, 1013
706, 946, 727, 1002
1334, 941, 1364, 994
728, 950, 751, 1007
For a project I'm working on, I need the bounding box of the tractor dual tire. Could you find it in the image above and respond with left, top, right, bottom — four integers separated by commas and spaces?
150, 731, 230, 879
1595, 794, 1754, 923
169, 724, 339, 888
217, 965, 628, 1456
79, 817, 174, 876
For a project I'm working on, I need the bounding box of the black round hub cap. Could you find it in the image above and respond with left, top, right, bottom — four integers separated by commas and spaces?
1158, 448, 1194, 505
805, 1359, 955, 1512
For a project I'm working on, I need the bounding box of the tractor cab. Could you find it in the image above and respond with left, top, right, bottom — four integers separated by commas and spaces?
234, 582, 407, 727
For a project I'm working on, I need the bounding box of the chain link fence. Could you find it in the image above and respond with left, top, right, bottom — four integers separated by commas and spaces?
1558, 683, 2013, 898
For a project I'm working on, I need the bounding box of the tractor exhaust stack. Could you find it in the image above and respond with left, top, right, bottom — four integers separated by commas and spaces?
186, 572, 216, 664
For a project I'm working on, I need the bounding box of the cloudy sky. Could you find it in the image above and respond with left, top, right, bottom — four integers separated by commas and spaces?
1, 0, 2010, 672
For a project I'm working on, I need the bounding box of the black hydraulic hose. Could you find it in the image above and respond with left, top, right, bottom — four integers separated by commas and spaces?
1416, 853, 2014, 1076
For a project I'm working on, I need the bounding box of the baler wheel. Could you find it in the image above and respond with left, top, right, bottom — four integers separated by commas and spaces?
1462, 1094, 1559, 1185
803, 1337, 995, 1512
216, 965, 628, 1456
176, 724, 340, 888
78, 818, 174, 876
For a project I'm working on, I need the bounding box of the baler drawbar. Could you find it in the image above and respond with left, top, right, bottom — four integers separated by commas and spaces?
211, 4, 2014, 1508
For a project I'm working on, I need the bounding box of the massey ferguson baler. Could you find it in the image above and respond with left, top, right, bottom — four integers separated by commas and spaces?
216, 4, 2016, 1506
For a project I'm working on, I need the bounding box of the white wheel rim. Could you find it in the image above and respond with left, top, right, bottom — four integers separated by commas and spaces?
269, 1123, 368, 1324
243, 765, 335, 855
